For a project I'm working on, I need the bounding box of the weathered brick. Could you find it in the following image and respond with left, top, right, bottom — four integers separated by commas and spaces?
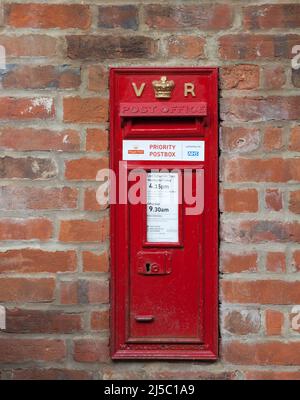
263, 127, 283, 151
245, 371, 300, 380
289, 126, 300, 151
265, 310, 284, 336
59, 218, 109, 243
221, 252, 257, 273
67, 35, 157, 60
265, 189, 283, 212
292, 250, 300, 271
166, 36, 205, 59
223, 309, 260, 335
0, 249, 76, 273
87, 66, 108, 92
222, 220, 300, 244
243, 5, 300, 29
266, 252, 286, 273
223, 158, 300, 183
82, 250, 109, 273
84, 188, 108, 211
219, 34, 300, 60
0, 278, 55, 302
73, 339, 109, 363
222, 280, 300, 304
220, 127, 260, 153
5, 4, 91, 29
98, 5, 138, 30
0, 35, 58, 57
221, 65, 259, 90
11, 368, 93, 380
223, 341, 300, 365
6, 309, 82, 333
63, 97, 108, 123
292, 69, 300, 88
0, 127, 80, 152
60, 279, 109, 305
0, 156, 57, 179
0, 339, 65, 363
0, 218, 52, 241
90, 309, 109, 331
290, 191, 300, 214
221, 96, 300, 122
65, 157, 108, 180
86, 129, 108, 152
222, 189, 258, 213
2, 65, 81, 90
0, 97, 55, 120
0, 187, 78, 210
145, 4, 233, 30
263, 66, 286, 90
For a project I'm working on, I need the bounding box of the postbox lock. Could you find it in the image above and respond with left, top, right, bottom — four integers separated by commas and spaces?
137, 251, 172, 275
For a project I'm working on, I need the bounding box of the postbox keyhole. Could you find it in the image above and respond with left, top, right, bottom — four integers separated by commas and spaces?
145, 263, 151, 272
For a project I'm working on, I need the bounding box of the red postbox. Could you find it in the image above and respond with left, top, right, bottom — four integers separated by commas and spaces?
109, 67, 218, 359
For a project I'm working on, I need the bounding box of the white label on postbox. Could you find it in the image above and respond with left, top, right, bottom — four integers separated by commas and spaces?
147, 173, 178, 243
123, 140, 204, 161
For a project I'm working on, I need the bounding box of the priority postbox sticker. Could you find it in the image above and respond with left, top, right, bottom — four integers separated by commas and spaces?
123, 140, 205, 161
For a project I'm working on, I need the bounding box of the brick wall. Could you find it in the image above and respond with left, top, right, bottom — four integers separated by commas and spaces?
0, 0, 299, 380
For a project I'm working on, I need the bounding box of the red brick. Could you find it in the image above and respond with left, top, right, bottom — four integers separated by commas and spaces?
5, 4, 91, 29
65, 157, 108, 180
263, 66, 286, 90
60, 281, 78, 305
243, 5, 300, 29
0, 249, 76, 273
221, 252, 257, 273
87, 66, 108, 92
0, 187, 78, 210
145, 4, 233, 30
63, 97, 108, 123
222, 280, 300, 304
222, 189, 258, 212
221, 65, 259, 90
60, 279, 109, 305
221, 127, 260, 153
0, 127, 80, 151
0, 156, 57, 179
0, 35, 58, 57
102, 367, 146, 380
263, 127, 283, 151
292, 250, 300, 271
82, 250, 109, 273
265, 310, 284, 336
265, 189, 283, 211
98, 5, 138, 30
12, 368, 93, 380
91, 310, 109, 331
0, 97, 55, 120
219, 34, 300, 60
84, 188, 108, 211
223, 157, 300, 183
223, 341, 300, 365
166, 36, 205, 59
67, 35, 157, 60
223, 310, 260, 335
59, 218, 109, 243
146, 370, 238, 380
266, 252, 286, 273
0, 278, 55, 302
86, 129, 108, 151
289, 126, 300, 151
221, 96, 300, 122
2, 65, 80, 90
6, 309, 82, 333
292, 69, 300, 88
222, 220, 300, 244
245, 371, 300, 380
0, 339, 65, 363
73, 339, 109, 363
0, 218, 52, 241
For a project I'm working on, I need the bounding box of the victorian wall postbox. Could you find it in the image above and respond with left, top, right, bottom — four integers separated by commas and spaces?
110, 67, 218, 360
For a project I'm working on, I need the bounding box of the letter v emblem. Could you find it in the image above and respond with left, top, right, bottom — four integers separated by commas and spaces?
132, 82, 145, 97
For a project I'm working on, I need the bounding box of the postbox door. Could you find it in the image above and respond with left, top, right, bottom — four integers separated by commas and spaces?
128, 171, 204, 343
